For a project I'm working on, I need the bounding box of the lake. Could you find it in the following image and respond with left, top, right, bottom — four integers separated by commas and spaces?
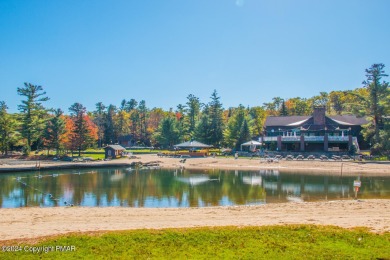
0, 167, 389, 208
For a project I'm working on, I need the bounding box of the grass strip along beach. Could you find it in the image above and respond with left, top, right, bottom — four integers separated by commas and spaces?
1, 226, 390, 259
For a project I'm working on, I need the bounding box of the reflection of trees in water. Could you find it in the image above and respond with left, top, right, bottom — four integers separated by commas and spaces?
1, 169, 389, 208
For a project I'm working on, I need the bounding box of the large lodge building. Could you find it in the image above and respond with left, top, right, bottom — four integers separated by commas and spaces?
262, 106, 368, 152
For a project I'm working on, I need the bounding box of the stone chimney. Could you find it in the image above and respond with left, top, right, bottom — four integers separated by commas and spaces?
313, 106, 326, 125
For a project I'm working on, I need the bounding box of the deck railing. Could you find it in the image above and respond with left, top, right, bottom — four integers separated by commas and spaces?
328, 136, 349, 142
304, 136, 324, 141
263, 135, 351, 142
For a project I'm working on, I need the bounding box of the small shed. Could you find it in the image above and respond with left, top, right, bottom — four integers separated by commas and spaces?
104, 145, 126, 159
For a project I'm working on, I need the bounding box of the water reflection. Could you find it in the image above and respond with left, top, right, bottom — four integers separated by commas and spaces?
0, 168, 389, 208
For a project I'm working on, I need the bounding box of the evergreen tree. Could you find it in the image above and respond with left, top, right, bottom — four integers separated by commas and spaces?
208, 90, 224, 147
138, 100, 149, 145
237, 119, 251, 149
154, 116, 180, 148
279, 100, 288, 116
104, 104, 117, 145
176, 104, 187, 141
361, 64, 389, 144
43, 109, 66, 155
93, 102, 106, 148
130, 109, 140, 141
0, 101, 19, 155
125, 99, 138, 112
194, 114, 211, 144
17, 83, 49, 154
69, 103, 98, 156
119, 99, 127, 111
223, 105, 249, 149
272, 97, 283, 111
186, 94, 201, 137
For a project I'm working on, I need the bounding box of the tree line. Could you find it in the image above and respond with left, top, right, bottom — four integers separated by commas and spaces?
0, 63, 389, 156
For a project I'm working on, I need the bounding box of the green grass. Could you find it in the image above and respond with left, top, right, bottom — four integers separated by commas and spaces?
80, 153, 105, 160
1, 225, 389, 259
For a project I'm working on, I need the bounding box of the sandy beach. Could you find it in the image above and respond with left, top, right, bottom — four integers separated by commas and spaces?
1, 199, 389, 242
0, 155, 389, 242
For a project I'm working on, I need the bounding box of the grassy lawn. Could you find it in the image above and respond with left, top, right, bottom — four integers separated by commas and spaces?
1, 225, 389, 259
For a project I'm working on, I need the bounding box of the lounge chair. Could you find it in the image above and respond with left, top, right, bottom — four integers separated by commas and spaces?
320, 155, 329, 161
260, 158, 267, 163
307, 155, 315, 160
331, 155, 341, 161
341, 155, 351, 160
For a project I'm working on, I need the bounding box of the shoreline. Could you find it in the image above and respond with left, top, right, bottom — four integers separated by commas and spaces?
1, 199, 389, 242
0, 154, 389, 176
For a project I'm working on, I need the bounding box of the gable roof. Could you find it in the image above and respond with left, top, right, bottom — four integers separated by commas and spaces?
241, 140, 262, 146
265, 115, 368, 127
104, 145, 126, 151
174, 140, 212, 148
328, 115, 368, 126
265, 116, 311, 127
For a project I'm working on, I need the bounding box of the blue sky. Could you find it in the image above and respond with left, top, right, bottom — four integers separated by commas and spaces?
1, 0, 389, 113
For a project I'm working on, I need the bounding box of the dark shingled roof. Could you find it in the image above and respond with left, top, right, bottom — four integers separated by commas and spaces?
328, 115, 368, 125
265, 115, 368, 127
174, 140, 212, 148
265, 116, 311, 127
105, 145, 126, 150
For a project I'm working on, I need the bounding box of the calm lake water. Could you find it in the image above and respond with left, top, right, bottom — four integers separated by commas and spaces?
0, 167, 389, 208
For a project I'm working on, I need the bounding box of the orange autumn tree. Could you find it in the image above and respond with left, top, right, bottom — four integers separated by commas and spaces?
62, 115, 75, 152
68, 103, 98, 156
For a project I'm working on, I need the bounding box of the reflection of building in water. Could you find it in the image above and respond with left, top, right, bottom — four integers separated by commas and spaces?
176, 175, 210, 186
242, 175, 262, 186
259, 169, 279, 176
261, 175, 352, 203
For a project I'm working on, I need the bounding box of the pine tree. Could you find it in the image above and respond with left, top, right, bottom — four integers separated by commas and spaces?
223, 105, 249, 149
154, 116, 180, 148
194, 114, 211, 144
362, 64, 388, 144
93, 102, 106, 148
138, 100, 149, 145
17, 83, 49, 154
104, 104, 117, 145
186, 94, 201, 137
43, 109, 66, 155
237, 119, 251, 149
208, 90, 224, 147
69, 103, 98, 156
279, 101, 288, 116
0, 101, 19, 155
